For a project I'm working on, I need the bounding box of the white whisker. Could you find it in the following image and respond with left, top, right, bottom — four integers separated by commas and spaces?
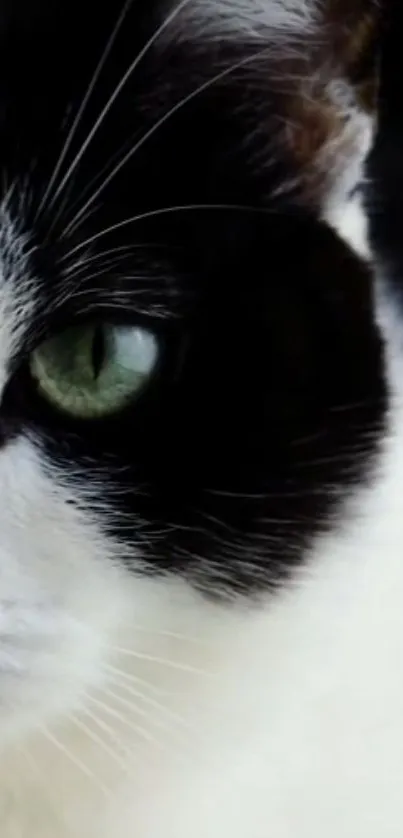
40, 725, 111, 798
104, 664, 193, 730
98, 682, 190, 746
113, 625, 206, 645
49, 0, 193, 225
84, 691, 171, 753
80, 703, 139, 763
66, 275, 169, 296
36, 0, 135, 221
62, 243, 152, 277
103, 663, 174, 698
74, 301, 170, 318
109, 645, 214, 677
54, 277, 169, 312
61, 203, 266, 261
69, 712, 131, 773
18, 744, 63, 824
64, 45, 272, 238
62, 202, 101, 242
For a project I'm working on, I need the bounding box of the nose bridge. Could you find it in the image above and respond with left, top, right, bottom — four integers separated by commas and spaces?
0, 282, 30, 405
0, 289, 37, 453
0, 209, 37, 398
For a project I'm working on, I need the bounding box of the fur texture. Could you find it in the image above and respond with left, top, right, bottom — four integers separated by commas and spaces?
0, 0, 397, 835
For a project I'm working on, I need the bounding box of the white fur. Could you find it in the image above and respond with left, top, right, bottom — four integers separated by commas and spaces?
177, 0, 316, 41
0, 199, 400, 838
326, 189, 372, 258
319, 82, 375, 217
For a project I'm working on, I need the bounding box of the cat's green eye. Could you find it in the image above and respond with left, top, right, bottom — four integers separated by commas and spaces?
29, 323, 158, 418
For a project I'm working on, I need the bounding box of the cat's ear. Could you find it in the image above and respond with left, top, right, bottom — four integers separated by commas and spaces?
179, 0, 380, 217
264, 0, 381, 218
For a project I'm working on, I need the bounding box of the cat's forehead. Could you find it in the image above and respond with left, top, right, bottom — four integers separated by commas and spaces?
0, 0, 380, 302
0, 0, 379, 354
0, 0, 379, 214
0, 0, 379, 105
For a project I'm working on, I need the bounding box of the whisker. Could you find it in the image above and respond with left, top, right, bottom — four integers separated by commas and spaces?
61, 203, 269, 261
72, 301, 171, 319
65, 275, 171, 296
49, 0, 193, 227
58, 131, 139, 226
102, 663, 174, 698
203, 486, 334, 501
53, 275, 170, 313
198, 510, 263, 542
60, 202, 101, 242
109, 645, 214, 677
19, 744, 63, 823
40, 725, 111, 797
81, 702, 131, 748
2, 177, 18, 211
101, 682, 190, 743
37, 0, 135, 221
329, 398, 382, 414
104, 664, 193, 730
62, 243, 153, 277
80, 704, 149, 771
64, 45, 273, 238
69, 712, 131, 773
110, 625, 206, 645
84, 691, 172, 753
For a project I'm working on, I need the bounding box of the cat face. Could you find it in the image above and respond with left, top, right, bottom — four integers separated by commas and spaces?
0, 0, 385, 742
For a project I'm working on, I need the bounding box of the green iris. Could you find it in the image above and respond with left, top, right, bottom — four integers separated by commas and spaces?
30, 323, 158, 418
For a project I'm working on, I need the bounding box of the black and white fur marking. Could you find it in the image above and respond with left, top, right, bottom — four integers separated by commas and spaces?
0, 1, 398, 836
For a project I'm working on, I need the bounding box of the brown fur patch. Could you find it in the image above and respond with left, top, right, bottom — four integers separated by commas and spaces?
325, 0, 379, 110
273, 0, 381, 207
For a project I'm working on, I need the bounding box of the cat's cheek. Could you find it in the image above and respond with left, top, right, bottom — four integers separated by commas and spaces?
0, 434, 136, 743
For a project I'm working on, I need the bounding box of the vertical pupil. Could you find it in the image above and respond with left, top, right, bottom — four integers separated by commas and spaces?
91, 326, 105, 380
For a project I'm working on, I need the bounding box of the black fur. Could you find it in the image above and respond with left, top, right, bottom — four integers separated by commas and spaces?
368, 0, 403, 298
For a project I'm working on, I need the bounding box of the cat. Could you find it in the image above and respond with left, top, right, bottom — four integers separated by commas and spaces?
0, 0, 398, 835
